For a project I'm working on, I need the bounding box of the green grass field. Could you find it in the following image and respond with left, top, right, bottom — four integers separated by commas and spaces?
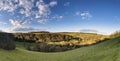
0, 37, 120, 61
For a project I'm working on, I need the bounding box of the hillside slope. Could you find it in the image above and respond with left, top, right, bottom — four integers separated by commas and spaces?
0, 37, 120, 61
58, 32, 108, 45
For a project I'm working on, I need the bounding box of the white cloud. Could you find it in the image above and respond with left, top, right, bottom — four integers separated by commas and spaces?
0, 0, 58, 33
64, 2, 70, 6
35, 14, 42, 18
80, 11, 92, 19
9, 19, 31, 27
9, 19, 40, 33
9, 19, 21, 26
19, 9, 25, 14
76, 11, 80, 16
0, 21, 7, 25
0, 0, 57, 23
35, 1, 50, 18
76, 11, 92, 20
49, 1, 57, 7
38, 19, 47, 24
0, 0, 17, 12
52, 15, 64, 20
59, 16, 63, 19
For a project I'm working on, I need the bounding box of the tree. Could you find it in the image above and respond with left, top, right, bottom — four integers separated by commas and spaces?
0, 33, 15, 50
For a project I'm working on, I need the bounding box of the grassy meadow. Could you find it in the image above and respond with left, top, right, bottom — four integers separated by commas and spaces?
0, 36, 120, 61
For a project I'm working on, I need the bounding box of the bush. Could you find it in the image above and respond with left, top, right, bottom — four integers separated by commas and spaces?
0, 33, 15, 50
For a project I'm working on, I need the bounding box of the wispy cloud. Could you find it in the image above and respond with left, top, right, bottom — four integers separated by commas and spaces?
76, 11, 81, 16
64, 2, 70, 6
9, 19, 31, 27
51, 15, 64, 21
76, 11, 92, 20
0, 21, 7, 25
49, 1, 57, 7
38, 19, 48, 24
114, 16, 120, 21
9, 19, 43, 33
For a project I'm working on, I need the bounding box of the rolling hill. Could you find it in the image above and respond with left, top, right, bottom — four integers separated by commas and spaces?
0, 37, 119, 61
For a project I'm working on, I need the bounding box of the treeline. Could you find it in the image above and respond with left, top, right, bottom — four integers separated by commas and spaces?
26, 42, 80, 52
13, 33, 78, 42
0, 32, 15, 50
110, 31, 120, 38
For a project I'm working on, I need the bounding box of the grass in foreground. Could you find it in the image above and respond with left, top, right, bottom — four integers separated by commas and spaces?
0, 37, 120, 61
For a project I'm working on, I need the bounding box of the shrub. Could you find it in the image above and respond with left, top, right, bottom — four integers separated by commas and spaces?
0, 33, 15, 50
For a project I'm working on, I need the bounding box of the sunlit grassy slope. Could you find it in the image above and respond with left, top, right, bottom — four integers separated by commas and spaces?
59, 32, 109, 45
0, 37, 120, 61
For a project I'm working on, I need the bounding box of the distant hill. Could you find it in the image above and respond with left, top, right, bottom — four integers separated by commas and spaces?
0, 30, 3, 32
29, 31, 50, 34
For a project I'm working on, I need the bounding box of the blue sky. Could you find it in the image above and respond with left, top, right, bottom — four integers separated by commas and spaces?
0, 0, 120, 34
